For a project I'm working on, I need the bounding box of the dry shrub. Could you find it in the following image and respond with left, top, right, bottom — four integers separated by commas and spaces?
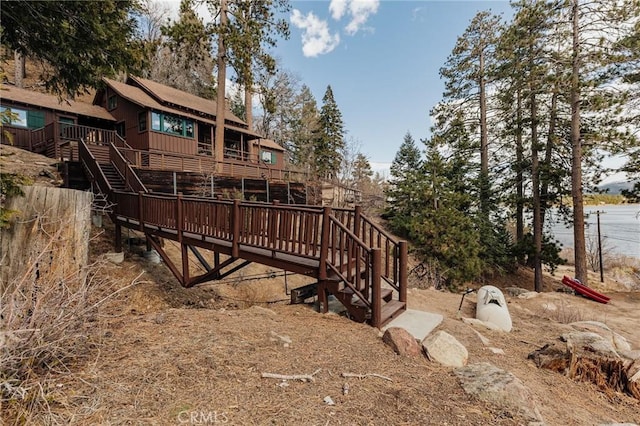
539, 300, 585, 324
1, 245, 143, 424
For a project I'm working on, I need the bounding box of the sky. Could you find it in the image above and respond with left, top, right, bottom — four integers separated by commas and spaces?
277, 0, 514, 176
164, 0, 627, 182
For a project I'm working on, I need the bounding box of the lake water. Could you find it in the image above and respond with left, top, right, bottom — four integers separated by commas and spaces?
548, 204, 640, 259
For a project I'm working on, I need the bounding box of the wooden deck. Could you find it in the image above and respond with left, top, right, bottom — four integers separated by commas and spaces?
78, 138, 408, 328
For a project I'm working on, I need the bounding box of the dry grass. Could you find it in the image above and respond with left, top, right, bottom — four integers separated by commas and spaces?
537, 300, 586, 324
0, 236, 145, 424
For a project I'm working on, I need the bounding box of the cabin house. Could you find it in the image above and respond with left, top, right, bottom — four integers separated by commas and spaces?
1, 77, 293, 180
0, 85, 117, 158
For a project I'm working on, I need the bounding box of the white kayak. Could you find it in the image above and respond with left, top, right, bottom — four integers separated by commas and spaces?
475, 285, 512, 332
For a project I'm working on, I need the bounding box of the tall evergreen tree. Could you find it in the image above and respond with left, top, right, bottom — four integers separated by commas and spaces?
439, 11, 503, 217
289, 85, 319, 169
209, 0, 291, 129
158, 0, 215, 97
313, 85, 345, 179
385, 132, 423, 238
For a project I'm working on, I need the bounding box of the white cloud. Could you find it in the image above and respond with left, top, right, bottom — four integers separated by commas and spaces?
291, 9, 340, 57
329, 0, 348, 20
345, 0, 379, 35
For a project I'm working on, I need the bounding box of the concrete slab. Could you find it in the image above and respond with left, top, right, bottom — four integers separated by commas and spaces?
382, 309, 443, 341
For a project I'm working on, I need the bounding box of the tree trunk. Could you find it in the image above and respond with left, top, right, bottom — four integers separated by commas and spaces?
14, 50, 25, 88
479, 48, 490, 216
516, 88, 524, 261
531, 90, 543, 293
214, 0, 228, 168
541, 88, 558, 226
244, 85, 253, 130
571, 0, 588, 285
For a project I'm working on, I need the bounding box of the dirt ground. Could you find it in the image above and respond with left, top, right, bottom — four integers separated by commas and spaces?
2, 146, 639, 425
18, 223, 632, 426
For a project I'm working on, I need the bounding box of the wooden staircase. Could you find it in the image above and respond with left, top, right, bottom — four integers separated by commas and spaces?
77, 138, 408, 329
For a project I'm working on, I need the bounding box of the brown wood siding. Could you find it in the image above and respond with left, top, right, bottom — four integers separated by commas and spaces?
104, 94, 149, 151
148, 131, 197, 155
1, 125, 32, 149
0, 102, 75, 149
251, 144, 285, 169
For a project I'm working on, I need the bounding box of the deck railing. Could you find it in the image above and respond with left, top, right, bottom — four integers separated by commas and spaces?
116, 146, 307, 182
30, 122, 120, 160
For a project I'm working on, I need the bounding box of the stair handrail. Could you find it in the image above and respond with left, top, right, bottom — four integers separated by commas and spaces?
78, 137, 113, 197
108, 142, 148, 193
325, 214, 380, 315
358, 213, 407, 304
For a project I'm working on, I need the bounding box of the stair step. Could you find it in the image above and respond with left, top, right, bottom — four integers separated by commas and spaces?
339, 287, 393, 306
380, 300, 406, 326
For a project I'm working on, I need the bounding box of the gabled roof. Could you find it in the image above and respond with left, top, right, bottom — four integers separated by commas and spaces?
127, 76, 247, 126
252, 138, 285, 152
103, 78, 262, 138
0, 85, 115, 121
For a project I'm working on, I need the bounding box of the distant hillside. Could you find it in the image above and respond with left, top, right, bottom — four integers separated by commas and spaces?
598, 180, 635, 195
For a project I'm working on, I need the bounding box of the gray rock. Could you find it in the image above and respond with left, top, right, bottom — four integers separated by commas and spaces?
104, 251, 124, 264
455, 362, 543, 423
422, 330, 468, 367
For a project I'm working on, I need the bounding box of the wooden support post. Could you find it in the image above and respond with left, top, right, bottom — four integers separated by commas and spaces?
232, 199, 240, 257
176, 193, 183, 243
319, 206, 332, 280
138, 191, 144, 231
115, 223, 122, 253
317, 281, 329, 313
266, 179, 270, 203
399, 241, 408, 304
173, 171, 177, 195
353, 205, 362, 238
182, 243, 190, 286
371, 248, 382, 328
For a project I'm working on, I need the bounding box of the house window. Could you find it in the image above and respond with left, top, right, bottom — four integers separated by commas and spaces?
150, 111, 194, 138
0, 106, 45, 129
107, 95, 117, 110
261, 150, 276, 164
138, 111, 147, 131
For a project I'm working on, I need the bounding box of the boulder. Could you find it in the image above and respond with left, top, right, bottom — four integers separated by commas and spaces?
382, 327, 421, 358
455, 362, 543, 423
421, 330, 468, 367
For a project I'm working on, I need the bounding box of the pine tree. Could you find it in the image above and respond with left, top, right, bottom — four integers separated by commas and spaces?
289, 85, 319, 169
439, 11, 503, 217
157, 0, 215, 98
411, 135, 482, 287
1, 0, 142, 97
313, 85, 345, 179
384, 132, 423, 238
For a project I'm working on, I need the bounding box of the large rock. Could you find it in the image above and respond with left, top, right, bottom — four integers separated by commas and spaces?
569, 321, 632, 352
455, 362, 543, 423
382, 327, 421, 358
421, 330, 468, 367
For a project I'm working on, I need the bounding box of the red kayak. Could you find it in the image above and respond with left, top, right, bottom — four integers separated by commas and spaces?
561, 276, 610, 304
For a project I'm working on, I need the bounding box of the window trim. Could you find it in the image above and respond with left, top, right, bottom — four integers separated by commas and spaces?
150, 111, 194, 139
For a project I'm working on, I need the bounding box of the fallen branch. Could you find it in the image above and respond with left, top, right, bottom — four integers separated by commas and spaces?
341, 372, 393, 382
261, 368, 321, 383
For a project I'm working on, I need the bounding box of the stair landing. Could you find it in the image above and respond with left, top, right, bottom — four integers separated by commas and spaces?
381, 309, 443, 341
